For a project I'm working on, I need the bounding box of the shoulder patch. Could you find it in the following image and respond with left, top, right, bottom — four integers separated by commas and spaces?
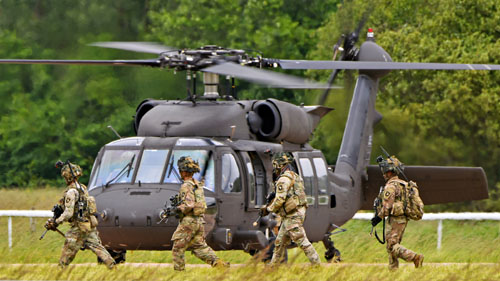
385, 191, 391, 197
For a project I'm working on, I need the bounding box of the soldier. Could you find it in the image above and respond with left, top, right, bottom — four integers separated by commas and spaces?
171, 156, 229, 271
371, 156, 424, 269
45, 161, 115, 269
260, 152, 320, 265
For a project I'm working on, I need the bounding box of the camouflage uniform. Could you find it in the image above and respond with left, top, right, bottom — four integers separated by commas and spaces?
376, 155, 423, 269
266, 153, 320, 265
51, 163, 115, 269
172, 156, 226, 271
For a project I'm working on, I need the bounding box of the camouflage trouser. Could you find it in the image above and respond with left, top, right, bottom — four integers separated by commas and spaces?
171, 216, 219, 271
270, 208, 320, 265
60, 225, 115, 269
386, 216, 417, 269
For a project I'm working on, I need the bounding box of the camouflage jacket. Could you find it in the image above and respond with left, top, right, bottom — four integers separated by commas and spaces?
378, 175, 407, 220
267, 170, 307, 217
178, 178, 207, 217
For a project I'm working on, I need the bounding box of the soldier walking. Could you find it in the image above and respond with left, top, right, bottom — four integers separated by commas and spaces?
171, 156, 229, 271
45, 161, 115, 269
371, 155, 424, 269
260, 152, 320, 265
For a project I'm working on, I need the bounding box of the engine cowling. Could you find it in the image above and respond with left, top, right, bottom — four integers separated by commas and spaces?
250, 99, 332, 144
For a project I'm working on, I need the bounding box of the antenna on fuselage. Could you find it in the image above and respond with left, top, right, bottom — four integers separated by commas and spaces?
107, 125, 122, 139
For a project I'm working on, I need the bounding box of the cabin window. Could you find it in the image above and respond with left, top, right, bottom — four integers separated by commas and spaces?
313, 157, 329, 205
136, 149, 169, 184
299, 158, 315, 205
90, 149, 139, 189
164, 149, 215, 192
246, 162, 256, 203
221, 154, 242, 193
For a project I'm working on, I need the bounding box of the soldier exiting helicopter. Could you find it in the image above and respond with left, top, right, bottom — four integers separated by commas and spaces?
260, 152, 320, 265
371, 155, 424, 269
171, 156, 229, 271
44, 161, 115, 269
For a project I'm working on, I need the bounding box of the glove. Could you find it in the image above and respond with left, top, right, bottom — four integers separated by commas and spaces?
259, 206, 269, 217
371, 216, 382, 227
45, 218, 59, 230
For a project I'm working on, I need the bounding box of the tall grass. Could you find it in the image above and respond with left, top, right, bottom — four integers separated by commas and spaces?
1, 188, 499, 280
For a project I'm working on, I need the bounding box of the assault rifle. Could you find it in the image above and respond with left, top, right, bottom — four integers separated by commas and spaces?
253, 191, 276, 227
157, 194, 182, 224
40, 204, 65, 240
370, 185, 386, 244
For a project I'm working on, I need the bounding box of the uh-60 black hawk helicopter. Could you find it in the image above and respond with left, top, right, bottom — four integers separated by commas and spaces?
0, 28, 491, 263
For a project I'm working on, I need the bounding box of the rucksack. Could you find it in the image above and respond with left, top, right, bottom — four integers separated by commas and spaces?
403, 180, 424, 220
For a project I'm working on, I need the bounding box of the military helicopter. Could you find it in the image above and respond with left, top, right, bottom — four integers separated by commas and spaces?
0, 28, 491, 263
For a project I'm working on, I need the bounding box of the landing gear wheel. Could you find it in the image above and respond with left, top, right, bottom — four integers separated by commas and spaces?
98, 249, 126, 264
263, 237, 288, 263
325, 247, 341, 263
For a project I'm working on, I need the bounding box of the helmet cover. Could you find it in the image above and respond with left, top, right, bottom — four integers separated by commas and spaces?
377, 155, 404, 175
177, 156, 200, 173
272, 152, 294, 170
61, 163, 83, 182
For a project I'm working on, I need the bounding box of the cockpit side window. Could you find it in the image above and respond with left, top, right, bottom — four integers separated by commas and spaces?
298, 158, 315, 206
164, 149, 215, 192
313, 157, 329, 205
136, 149, 169, 184
221, 153, 242, 193
90, 149, 139, 189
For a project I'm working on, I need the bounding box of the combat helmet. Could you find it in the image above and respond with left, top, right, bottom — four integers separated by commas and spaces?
376, 155, 404, 175
178, 156, 200, 173
61, 162, 83, 183
272, 152, 294, 171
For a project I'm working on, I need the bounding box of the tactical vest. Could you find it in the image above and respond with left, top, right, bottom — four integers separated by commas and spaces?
183, 179, 207, 217
61, 182, 97, 227
282, 171, 308, 214
193, 180, 207, 216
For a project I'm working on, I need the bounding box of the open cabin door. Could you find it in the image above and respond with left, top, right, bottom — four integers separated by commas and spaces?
216, 147, 245, 226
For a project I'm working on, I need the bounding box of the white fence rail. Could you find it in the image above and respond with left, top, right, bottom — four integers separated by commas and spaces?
354, 212, 500, 249
2, 211, 500, 250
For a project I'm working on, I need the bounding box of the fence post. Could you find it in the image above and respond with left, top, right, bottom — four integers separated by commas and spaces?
8, 216, 12, 250
30, 207, 36, 233
437, 219, 443, 250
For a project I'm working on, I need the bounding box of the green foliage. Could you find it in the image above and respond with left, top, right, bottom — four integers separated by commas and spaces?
0, 1, 182, 186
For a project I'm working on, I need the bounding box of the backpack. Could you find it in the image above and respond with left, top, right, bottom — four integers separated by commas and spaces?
403, 180, 424, 220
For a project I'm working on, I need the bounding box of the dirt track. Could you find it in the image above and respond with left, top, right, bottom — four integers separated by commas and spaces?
3, 262, 498, 268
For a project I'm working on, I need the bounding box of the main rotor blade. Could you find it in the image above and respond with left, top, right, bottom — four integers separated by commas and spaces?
203, 62, 336, 89
89, 42, 177, 54
0, 59, 161, 67
279, 60, 500, 71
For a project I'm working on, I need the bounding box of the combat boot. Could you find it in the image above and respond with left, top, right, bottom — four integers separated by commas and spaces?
413, 254, 424, 268
213, 259, 230, 268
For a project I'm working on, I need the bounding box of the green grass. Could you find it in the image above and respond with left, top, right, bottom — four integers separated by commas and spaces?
1, 187, 500, 280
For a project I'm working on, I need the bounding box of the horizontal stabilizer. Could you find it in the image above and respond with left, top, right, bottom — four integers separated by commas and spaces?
360, 165, 489, 210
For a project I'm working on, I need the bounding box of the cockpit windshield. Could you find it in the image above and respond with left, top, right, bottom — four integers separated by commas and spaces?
89, 147, 215, 192
90, 149, 139, 189
164, 149, 215, 192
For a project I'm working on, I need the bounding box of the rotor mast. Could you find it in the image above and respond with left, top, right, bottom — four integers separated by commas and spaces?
202, 72, 220, 99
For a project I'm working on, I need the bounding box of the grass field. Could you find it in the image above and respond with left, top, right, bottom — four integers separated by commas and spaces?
1, 187, 500, 280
